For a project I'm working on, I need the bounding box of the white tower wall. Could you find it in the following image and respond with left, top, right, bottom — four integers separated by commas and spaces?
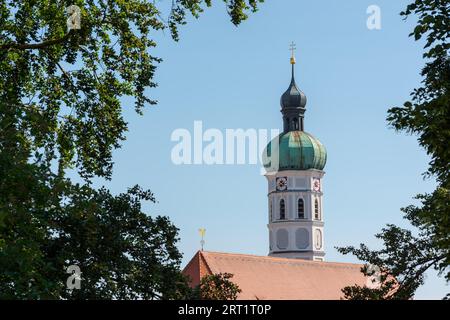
266, 170, 325, 261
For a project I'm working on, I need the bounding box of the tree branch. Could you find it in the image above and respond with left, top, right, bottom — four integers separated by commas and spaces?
0, 31, 72, 51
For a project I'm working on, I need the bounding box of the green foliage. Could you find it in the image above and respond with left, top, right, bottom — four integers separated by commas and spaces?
338, 223, 445, 299
0, 0, 264, 181
0, 160, 58, 298
190, 273, 241, 300
0, 179, 189, 299
338, 0, 449, 299
0, 0, 262, 299
54, 184, 190, 299
388, 0, 450, 184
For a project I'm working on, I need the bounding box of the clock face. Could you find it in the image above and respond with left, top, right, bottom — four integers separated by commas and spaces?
276, 177, 288, 191
312, 178, 321, 192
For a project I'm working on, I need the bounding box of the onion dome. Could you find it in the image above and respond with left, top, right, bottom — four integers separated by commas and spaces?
263, 130, 327, 172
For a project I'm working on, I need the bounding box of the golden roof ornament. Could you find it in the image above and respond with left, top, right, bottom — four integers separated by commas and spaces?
289, 41, 296, 64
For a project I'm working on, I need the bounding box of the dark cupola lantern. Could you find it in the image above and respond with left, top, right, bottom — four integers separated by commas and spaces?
280, 43, 307, 132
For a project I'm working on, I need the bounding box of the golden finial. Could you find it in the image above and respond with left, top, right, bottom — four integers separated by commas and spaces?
289, 41, 296, 64
198, 228, 206, 251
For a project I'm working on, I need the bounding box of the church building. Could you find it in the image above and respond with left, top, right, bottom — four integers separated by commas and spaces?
183, 48, 367, 299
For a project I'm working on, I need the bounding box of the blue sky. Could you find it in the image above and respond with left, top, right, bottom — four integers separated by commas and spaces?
89, 0, 447, 298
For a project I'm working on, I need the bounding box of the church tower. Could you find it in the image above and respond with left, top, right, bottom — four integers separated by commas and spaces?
263, 44, 327, 261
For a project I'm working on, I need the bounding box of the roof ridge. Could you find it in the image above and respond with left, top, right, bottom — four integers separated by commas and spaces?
201, 250, 363, 269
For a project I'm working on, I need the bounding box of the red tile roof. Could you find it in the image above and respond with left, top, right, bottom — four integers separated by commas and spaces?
183, 251, 367, 300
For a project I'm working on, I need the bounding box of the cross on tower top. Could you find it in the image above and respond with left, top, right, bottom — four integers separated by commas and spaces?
289, 42, 296, 56
289, 41, 296, 64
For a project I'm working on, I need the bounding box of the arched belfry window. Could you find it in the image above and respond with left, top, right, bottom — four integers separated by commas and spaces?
314, 198, 320, 220
279, 199, 286, 220
298, 198, 304, 219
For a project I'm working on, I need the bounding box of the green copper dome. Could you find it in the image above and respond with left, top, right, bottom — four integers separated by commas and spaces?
263, 131, 327, 172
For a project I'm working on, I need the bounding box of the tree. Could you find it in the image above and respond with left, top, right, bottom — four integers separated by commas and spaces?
0, 0, 263, 181
0, 0, 262, 299
337, 0, 449, 300
190, 273, 241, 300
0, 180, 190, 299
